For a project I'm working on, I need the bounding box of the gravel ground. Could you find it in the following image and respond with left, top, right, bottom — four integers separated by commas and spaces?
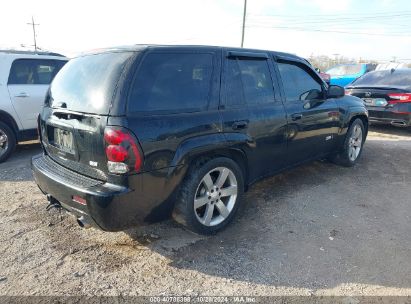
0, 125, 410, 297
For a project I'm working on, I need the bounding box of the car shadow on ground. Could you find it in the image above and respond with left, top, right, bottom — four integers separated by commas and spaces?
123, 138, 411, 290
0, 141, 41, 181
369, 124, 410, 137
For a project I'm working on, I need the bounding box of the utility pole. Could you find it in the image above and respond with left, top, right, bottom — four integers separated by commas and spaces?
241, 0, 247, 48
27, 16, 39, 52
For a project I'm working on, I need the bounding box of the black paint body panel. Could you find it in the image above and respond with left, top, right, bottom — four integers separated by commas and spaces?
32, 45, 368, 231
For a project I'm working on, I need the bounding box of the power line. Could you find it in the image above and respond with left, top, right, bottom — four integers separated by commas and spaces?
248, 18, 411, 27
246, 24, 411, 37
247, 14, 411, 26
247, 22, 411, 35
246, 11, 411, 36
249, 10, 411, 18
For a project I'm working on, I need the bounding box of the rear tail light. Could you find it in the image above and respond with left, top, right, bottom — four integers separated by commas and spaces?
388, 93, 411, 104
104, 127, 143, 174
345, 89, 352, 95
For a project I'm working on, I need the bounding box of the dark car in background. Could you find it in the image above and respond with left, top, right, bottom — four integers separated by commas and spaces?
32, 45, 368, 235
346, 69, 411, 127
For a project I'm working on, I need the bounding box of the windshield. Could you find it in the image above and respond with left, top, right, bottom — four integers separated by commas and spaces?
350, 69, 411, 89
326, 64, 362, 76
50, 52, 134, 114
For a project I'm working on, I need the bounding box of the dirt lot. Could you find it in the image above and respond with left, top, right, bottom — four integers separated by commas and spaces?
0, 125, 410, 297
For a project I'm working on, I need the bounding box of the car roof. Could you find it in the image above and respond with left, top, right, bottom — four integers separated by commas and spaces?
0, 50, 67, 60
76, 44, 302, 61
366, 68, 411, 74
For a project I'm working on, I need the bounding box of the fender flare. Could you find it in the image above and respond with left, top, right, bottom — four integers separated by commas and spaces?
168, 132, 250, 182
344, 106, 369, 128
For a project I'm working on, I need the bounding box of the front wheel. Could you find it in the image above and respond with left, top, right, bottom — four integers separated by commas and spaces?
173, 157, 244, 235
0, 122, 16, 163
330, 118, 365, 167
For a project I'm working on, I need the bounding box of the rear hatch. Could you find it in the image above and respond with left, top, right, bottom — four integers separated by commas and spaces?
345, 87, 404, 108
39, 51, 136, 181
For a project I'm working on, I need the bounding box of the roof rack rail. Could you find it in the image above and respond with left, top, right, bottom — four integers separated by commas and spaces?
0, 49, 65, 57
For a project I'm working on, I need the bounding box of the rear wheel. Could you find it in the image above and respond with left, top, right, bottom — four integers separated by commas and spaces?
173, 157, 244, 235
330, 118, 365, 167
0, 122, 16, 163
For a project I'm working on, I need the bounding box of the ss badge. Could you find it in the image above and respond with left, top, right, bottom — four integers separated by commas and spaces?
89, 161, 98, 167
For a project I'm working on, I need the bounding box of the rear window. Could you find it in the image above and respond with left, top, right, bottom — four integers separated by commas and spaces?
128, 53, 213, 114
350, 69, 411, 89
50, 52, 133, 114
326, 64, 362, 76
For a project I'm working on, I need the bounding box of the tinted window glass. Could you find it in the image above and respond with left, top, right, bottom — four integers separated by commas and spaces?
128, 53, 213, 113
277, 62, 322, 101
8, 59, 66, 85
50, 52, 133, 114
224, 58, 275, 107
350, 69, 411, 89
224, 59, 246, 106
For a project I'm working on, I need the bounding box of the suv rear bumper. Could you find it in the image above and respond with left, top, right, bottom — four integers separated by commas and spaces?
31, 154, 158, 231
368, 108, 411, 127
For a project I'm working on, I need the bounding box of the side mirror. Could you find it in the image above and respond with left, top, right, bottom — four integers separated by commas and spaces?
327, 85, 345, 98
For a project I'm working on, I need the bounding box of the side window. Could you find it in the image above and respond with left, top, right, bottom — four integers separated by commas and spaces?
224, 57, 275, 107
128, 53, 213, 113
277, 62, 322, 102
224, 59, 246, 107
8, 59, 66, 85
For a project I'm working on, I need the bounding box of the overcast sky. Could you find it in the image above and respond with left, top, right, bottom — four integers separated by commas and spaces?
1, 0, 410, 61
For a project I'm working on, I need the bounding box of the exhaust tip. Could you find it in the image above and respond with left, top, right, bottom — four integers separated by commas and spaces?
391, 120, 407, 127
77, 216, 91, 229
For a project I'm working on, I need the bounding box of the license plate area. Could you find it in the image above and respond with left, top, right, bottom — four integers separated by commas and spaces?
362, 98, 388, 107
53, 128, 75, 154
46, 124, 77, 157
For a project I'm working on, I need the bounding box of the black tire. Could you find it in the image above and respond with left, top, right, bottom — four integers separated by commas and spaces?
172, 157, 244, 235
0, 121, 16, 163
330, 118, 365, 167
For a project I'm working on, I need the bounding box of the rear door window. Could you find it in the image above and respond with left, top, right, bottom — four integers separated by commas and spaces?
8, 59, 66, 85
128, 53, 214, 114
277, 62, 323, 102
223, 57, 276, 107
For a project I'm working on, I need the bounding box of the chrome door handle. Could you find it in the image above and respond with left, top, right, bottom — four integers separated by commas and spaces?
15, 92, 29, 98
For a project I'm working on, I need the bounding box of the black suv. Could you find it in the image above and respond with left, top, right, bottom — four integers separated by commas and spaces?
32, 45, 368, 234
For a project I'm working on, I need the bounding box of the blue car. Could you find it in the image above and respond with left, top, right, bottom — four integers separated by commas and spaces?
326, 63, 376, 87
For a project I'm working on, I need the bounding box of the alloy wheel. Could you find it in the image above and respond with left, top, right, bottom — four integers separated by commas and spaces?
0, 129, 8, 158
348, 124, 363, 161
194, 167, 238, 227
